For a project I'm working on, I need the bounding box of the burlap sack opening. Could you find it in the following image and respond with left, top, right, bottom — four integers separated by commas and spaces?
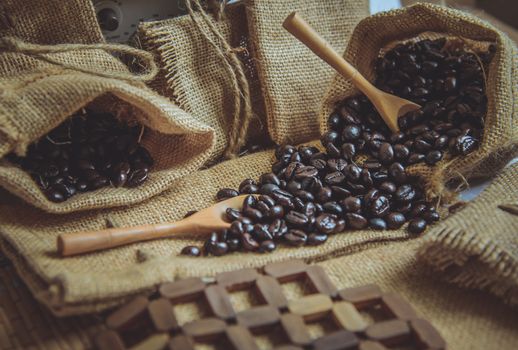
0, 0, 215, 213
0, 148, 415, 316
320, 3, 517, 202
245, 0, 369, 146
138, 3, 268, 162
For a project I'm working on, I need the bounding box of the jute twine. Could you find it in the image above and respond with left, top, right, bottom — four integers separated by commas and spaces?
185, 0, 253, 159
0, 36, 158, 82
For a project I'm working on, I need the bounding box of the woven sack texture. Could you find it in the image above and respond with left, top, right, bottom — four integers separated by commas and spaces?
0, 0, 215, 213
418, 162, 518, 307
245, 0, 369, 146
2, 239, 518, 349
320, 3, 518, 201
138, 3, 267, 162
0, 147, 414, 316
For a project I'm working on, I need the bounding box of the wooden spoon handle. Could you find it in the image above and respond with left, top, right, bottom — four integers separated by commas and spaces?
282, 12, 375, 95
57, 220, 195, 257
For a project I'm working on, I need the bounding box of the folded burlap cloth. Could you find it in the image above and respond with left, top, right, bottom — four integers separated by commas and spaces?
419, 163, 518, 306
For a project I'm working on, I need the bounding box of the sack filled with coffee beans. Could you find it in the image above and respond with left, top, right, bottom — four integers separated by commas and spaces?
245, 0, 369, 145
0, 0, 214, 213
320, 3, 517, 202
138, 1, 268, 161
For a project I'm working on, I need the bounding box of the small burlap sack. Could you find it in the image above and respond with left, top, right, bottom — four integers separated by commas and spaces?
0, 0, 214, 213
2, 239, 518, 349
0, 147, 414, 316
138, 1, 267, 161
245, 0, 369, 145
320, 3, 518, 201
418, 162, 518, 307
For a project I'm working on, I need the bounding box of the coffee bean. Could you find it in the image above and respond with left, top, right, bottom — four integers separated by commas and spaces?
268, 205, 285, 219
395, 184, 416, 203
307, 233, 328, 246
451, 135, 478, 155
46, 188, 66, 203
269, 219, 288, 238
324, 171, 345, 186
327, 159, 347, 172
285, 211, 309, 228
260, 173, 281, 186
368, 195, 390, 217
425, 150, 443, 165
344, 164, 361, 181
385, 212, 406, 229
342, 125, 361, 141
294, 166, 318, 179
379, 181, 396, 194
253, 224, 273, 241
369, 218, 387, 230
230, 221, 245, 236
259, 240, 276, 253
341, 143, 356, 160
181, 246, 201, 257
207, 241, 228, 256
346, 213, 368, 229
393, 144, 410, 160
408, 218, 427, 234
422, 209, 440, 223
226, 208, 243, 222
407, 153, 425, 164
341, 196, 362, 213
241, 233, 259, 251
284, 230, 307, 246
331, 186, 351, 199
378, 143, 394, 165
315, 214, 337, 234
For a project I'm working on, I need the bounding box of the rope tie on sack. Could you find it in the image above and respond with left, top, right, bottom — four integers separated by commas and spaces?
0, 36, 159, 82
184, 0, 253, 159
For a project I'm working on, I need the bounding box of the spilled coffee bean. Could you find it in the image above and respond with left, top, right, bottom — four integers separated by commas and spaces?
7, 109, 153, 202
182, 38, 493, 256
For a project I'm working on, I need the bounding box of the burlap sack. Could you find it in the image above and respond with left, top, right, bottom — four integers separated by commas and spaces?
0, 0, 214, 213
3, 239, 518, 349
138, 2, 267, 161
0, 148, 413, 316
245, 0, 369, 146
320, 3, 518, 201
418, 162, 518, 307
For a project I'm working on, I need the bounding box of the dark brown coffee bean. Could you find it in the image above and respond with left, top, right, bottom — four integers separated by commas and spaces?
342, 125, 362, 141
285, 211, 309, 228
345, 164, 361, 181
269, 219, 288, 238
327, 159, 347, 172
239, 179, 256, 192
321, 130, 340, 145
90, 176, 109, 190
243, 207, 263, 221
230, 221, 245, 236
240, 183, 260, 194
181, 246, 201, 257
324, 171, 345, 186
46, 188, 66, 202
422, 209, 440, 223
385, 212, 406, 229
341, 196, 362, 213
369, 218, 387, 230
408, 218, 427, 234
325, 142, 341, 158
259, 240, 276, 253
268, 205, 285, 219
379, 181, 396, 194
425, 150, 443, 165
387, 162, 407, 184
253, 224, 273, 241
260, 173, 281, 186
341, 143, 356, 160
315, 214, 337, 234
216, 188, 238, 201
346, 213, 368, 229
207, 241, 228, 256
362, 159, 382, 171
407, 153, 425, 164
451, 135, 478, 155
395, 184, 416, 203
368, 195, 390, 217
331, 186, 351, 199
307, 233, 328, 246
393, 144, 410, 160
284, 230, 307, 246
294, 166, 319, 180
378, 143, 394, 165
226, 208, 242, 222
241, 233, 259, 251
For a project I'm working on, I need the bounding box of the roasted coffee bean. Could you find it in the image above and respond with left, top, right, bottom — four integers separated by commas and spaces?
207, 241, 229, 256
408, 218, 427, 234
253, 224, 273, 242
90, 176, 110, 190
341, 196, 362, 213
307, 233, 328, 246
363, 159, 382, 171
241, 233, 259, 251
260, 173, 281, 186
378, 143, 394, 165
422, 209, 440, 223
230, 221, 245, 236
284, 230, 307, 246
395, 184, 416, 203
388, 163, 407, 184
369, 218, 387, 230
294, 190, 314, 202
451, 135, 478, 155
379, 181, 396, 194
46, 188, 66, 203
226, 208, 243, 222
341, 143, 356, 160
342, 125, 362, 141
327, 158, 347, 172
259, 240, 277, 253
393, 144, 410, 161
325, 171, 345, 185
227, 238, 241, 251
322, 201, 342, 216
294, 166, 318, 179
407, 153, 425, 165
344, 164, 361, 181
181, 246, 201, 257
285, 211, 309, 228
268, 205, 285, 219
368, 195, 390, 217
269, 219, 288, 238
321, 130, 340, 145
425, 150, 443, 165
216, 188, 239, 201
331, 186, 351, 199
385, 212, 406, 229
315, 214, 337, 234
346, 213, 368, 229
325, 142, 341, 158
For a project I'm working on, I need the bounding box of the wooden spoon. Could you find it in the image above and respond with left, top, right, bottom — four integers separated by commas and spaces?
282, 12, 421, 132
57, 195, 249, 257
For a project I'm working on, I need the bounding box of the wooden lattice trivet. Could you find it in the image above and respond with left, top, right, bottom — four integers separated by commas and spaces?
95, 260, 445, 350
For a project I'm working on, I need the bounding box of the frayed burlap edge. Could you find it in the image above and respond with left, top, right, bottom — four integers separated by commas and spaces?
418, 163, 518, 307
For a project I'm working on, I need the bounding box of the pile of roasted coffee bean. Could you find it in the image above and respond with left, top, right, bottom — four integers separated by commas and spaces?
7, 109, 153, 202
180, 37, 493, 257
